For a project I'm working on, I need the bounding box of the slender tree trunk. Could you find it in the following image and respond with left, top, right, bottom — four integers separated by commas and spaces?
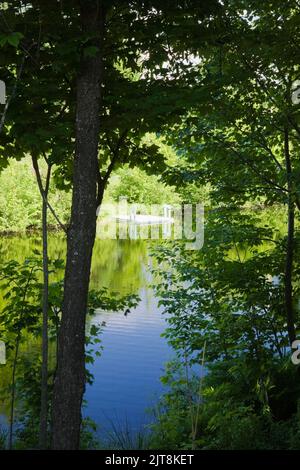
39, 175, 50, 448
51, 1, 104, 450
284, 127, 296, 345
32, 156, 51, 449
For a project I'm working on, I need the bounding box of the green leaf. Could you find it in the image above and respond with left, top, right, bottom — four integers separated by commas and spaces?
83, 46, 99, 58
7, 32, 24, 48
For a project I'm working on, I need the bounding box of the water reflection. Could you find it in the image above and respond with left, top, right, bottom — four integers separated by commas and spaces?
0, 233, 172, 439
85, 287, 171, 438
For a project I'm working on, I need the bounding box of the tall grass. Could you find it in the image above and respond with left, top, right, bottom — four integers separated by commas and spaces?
101, 416, 150, 450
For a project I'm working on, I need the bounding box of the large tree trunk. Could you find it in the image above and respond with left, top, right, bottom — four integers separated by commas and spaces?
51, 1, 104, 450
284, 126, 296, 346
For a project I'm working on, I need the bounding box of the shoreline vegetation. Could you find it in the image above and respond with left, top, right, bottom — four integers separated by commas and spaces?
0, 156, 182, 235
0, 157, 285, 236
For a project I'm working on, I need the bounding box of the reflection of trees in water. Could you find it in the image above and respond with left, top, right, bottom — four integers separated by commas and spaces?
0, 234, 154, 437
0, 235, 149, 295
91, 239, 148, 293
0, 234, 65, 269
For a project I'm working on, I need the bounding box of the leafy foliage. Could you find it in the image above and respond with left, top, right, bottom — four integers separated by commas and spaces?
107, 165, 180, 205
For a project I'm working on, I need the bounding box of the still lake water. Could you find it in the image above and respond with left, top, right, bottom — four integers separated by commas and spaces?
0, 234, 172, 439
85, 289, 171, 437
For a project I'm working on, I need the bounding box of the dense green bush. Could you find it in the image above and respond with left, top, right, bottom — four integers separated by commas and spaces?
149, 357, 300, 450
149, 204, 300, 450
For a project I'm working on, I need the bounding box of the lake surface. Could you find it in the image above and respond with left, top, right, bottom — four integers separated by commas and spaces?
85, 289, 171, 439
0, 234, 172, 441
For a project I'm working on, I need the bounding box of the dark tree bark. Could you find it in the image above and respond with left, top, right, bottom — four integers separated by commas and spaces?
284, 126, 296, 346
51, 1, 104, 450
